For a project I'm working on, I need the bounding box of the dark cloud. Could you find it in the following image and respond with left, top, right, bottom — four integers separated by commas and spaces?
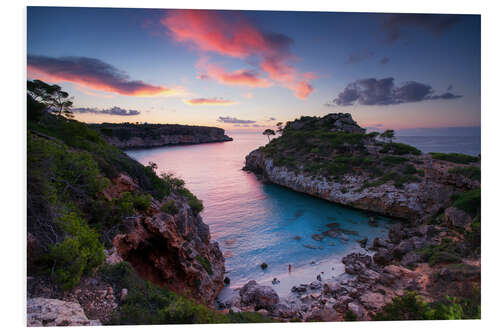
379, 57, 390, 65
327, 77, 462, 106
346, 50, 375, 64
381, 14, 463, 43
27, 55, 183, 96
217, 116, 256, 124
72, 106, 141, 116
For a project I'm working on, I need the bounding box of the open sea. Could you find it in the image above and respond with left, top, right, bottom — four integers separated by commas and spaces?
126, 133, 480, 295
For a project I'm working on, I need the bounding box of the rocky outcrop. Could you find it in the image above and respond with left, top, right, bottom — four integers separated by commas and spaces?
112, 189, 225, 305
244, 113, 479, 222
91, 123, 232, 149
239, 280, 280, 311
27, 298, 101, 326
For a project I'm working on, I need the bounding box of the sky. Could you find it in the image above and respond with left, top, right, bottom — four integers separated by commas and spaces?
27, 7, 481, 133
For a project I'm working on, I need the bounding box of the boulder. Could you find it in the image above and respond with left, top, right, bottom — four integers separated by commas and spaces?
401, 252, 422, 268
27, 298, 101, 327
359, 291, 386, 311
373, 248, 393, 266
323, 281, 348, 297
347, 302, 367, 320
393, 240, 414, 258
305, 308, 342, 322
388, 224, 404, 244
342, 252, 372, 275
444, 207, 472, 229
239, 280, 279, 311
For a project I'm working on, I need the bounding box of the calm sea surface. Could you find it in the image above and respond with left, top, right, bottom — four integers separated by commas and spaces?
125, 133, 479, 290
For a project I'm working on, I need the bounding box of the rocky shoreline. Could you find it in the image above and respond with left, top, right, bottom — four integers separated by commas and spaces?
91, 123, 233, 149
216, 218, 480, 321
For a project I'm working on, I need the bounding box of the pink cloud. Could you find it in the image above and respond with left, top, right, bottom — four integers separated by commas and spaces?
197, 60, 272, 88
162, 9, 314, 99
184, 98, 237, 106
27, 55, 186, 97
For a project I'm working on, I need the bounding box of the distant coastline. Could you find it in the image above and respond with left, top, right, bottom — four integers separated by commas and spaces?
90, 122, 233, 149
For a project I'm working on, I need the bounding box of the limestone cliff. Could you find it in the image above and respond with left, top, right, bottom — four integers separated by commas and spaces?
91, 123, 233, 149
244, 113, 480, 222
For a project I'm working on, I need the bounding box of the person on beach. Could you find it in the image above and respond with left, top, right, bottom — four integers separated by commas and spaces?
288, 264, 292, 273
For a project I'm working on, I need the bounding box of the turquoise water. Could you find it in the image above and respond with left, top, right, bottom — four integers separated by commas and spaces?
126, 133, 393, 288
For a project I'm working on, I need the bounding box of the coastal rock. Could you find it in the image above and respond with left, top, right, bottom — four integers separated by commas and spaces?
373, 248, 393, 266
27, 298, 101, 327
444, 207, 472, 229
305, 308, 342, 322
113, 193, 225, 305
243, 113, 478, 222
342, 252, 372, 275
347, 302, 367, 320
239, 280, 279, 311
359, 291, 386, 311
323, 281, 348, 297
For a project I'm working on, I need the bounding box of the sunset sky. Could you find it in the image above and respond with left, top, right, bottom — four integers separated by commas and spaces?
27, 7, 481, 132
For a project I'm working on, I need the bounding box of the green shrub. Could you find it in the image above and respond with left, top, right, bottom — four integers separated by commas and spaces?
99, 262, 272, 325
402, 164, 418, 175
382, 156, 408, 165
311, 147, 320, 153
452, 188, 481, 216
381, 142, 421, 155
196, 255, 213, 275
132, 193, 152, 212
161, 199, 179, 215
448, 166, 481, 181
374, 292, 467, 321
47, 212, 105, 290
430, 152, 479, 164
418, 238, 462, 266
344, 309, 357, 321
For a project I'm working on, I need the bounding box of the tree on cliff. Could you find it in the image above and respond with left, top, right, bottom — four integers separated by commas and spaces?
263, 129, 276, 142
276, 122, 284, 134
27, 79, 74, 118
380, 129, 395, 143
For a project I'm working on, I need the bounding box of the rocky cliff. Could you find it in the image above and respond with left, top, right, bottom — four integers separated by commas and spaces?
27, 114, 227, 325
91, 123, 233, 149
244, 113, 480, 222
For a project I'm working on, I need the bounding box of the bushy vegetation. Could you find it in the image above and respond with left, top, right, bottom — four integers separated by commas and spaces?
161, 199, 179, 215
417, 238, 463, 266
375, 291, 480, 321
98, 262, 273, 325
195, 255, 213, 275
452, 188, 481, 216
257, 115, 427, 189
448, 166, 480, 181
45, 212, 105, 290
380, 142, 421, 155
430, 152, 479, 164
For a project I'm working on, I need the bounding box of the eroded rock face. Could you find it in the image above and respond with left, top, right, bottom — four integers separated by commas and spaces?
113, 192, 225, 305
444, 207, 472, 229
27, 298, 101, 326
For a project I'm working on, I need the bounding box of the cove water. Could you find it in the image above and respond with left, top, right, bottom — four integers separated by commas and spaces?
126, 132, 394, 295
